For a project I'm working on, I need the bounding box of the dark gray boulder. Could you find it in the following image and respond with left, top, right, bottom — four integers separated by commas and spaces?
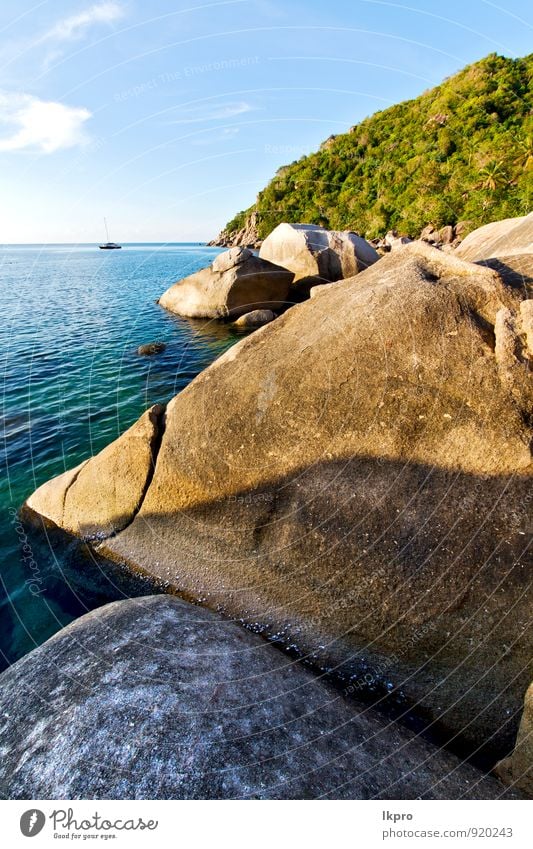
0, 596, 517, 800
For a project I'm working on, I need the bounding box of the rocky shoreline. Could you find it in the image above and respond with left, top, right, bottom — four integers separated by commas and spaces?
208, 210, 473, 254
3, 213, 532, 800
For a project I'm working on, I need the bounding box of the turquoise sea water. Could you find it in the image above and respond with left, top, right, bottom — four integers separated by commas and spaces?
0, 243, 245, 671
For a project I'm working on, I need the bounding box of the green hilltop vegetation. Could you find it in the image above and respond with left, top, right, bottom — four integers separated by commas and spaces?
223, 53, 533, 242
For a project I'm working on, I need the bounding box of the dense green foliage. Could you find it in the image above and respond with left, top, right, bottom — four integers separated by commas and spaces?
225, 53, 533, 241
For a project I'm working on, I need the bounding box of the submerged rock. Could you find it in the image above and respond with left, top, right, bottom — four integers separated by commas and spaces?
0, 596, 518, 800
233, 308, 276, 327
24, 242, 533, 758
137, 341, 166, 355
259, 222, 379, 295
159, 247, 293, 319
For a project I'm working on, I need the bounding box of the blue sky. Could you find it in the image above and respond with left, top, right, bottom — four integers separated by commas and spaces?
0, 0, 531, 242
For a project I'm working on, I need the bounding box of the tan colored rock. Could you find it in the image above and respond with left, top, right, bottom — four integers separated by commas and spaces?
233, 309, 276, 327
385, 231, 413, 250
454, 220, 474, 239
259, 223, 379, 295
208, 210, 260, 248
455, 213, 533, 261
439, 225, 455, 244
24, 242, 533, 757
520, 299, 533, 354
495, 682, 533, 797
419, 224, 439, 243
27, 405, 165, 539
455, 213, 533, 295
509, 683, 533, 796
159, 247, 292, 319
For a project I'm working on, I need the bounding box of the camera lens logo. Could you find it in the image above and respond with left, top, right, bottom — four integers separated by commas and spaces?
20, 810, 46, 837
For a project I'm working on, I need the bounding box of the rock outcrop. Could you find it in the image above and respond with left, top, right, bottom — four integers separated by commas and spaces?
0, 595, 518, 800
208, 210, 261, 248
24, 242, 533, 759
159, 247, 293, 319
259, 223, 379, 296
418, 222, 472, 250
495, 682, 533, 797
455, 213, 533, 293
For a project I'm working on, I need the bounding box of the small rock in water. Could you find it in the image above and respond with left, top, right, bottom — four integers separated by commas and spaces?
137, 341, 166, 356
233, 309, 276, 328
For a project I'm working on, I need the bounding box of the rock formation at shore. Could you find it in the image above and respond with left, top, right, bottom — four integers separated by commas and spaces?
0, 595, 519, 800
159, 247, 293, 319
24, 238, 533, 762
208, 209, 260, 248
455, 212, 533, 292
259, 223, 379, 296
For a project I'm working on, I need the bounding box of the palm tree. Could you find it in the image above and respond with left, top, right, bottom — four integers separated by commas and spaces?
479, 161, 508, 192
514, 135, 533, 171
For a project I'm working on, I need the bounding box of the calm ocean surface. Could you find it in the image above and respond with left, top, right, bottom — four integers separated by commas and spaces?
0, 243, 247, 671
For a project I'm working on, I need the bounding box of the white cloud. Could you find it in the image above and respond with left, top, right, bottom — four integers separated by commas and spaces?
0, 92, 91, 154
39, 2, 125, 45
168, 101, 255, 125
191, 127, 240, 145
27, 2, 126, 69
0, 3, 126, 70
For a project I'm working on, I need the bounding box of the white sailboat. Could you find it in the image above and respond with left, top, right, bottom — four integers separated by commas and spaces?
99, 218, 122, 250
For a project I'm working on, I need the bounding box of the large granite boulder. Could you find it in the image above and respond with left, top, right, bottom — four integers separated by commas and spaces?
159, 247, 293, 319
0, 595, 517, 800
455, 213, 533, 292
24, 242, 533, 759
259, 223, 379, 296
455, 213, 533, 261
27, 404, 165, 539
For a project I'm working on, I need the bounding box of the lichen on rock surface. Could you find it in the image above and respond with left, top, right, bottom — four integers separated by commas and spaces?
0, 595, 521, 800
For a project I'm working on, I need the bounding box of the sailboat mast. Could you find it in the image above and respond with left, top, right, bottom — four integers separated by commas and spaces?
104, 217, 110, 242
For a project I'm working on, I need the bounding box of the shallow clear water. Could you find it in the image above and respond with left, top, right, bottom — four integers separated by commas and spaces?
0, 243, 246, 670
